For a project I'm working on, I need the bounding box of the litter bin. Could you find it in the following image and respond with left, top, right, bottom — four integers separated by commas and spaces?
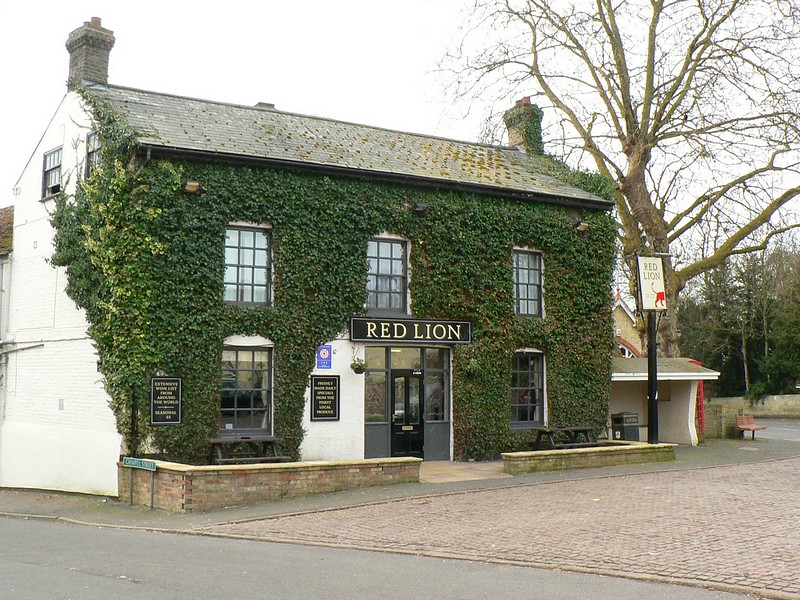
611, 412, 639, 441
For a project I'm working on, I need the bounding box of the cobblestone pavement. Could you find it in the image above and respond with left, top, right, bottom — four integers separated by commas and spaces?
203, 456, 800, 599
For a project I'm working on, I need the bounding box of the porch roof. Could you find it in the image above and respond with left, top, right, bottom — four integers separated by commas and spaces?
612, 358, 720, 382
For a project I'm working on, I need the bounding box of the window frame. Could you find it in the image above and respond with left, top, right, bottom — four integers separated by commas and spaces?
366, 236, 409, 315
223, 225, 272, 307
513, 249, 543, 317
363, 346, 450, 424
220, 346, 273, 434
85, 132, 100, 178
510, 351, 546, 429
42, 146, 63, 198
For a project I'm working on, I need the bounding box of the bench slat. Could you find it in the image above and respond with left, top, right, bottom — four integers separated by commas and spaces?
735, 415, 767, 439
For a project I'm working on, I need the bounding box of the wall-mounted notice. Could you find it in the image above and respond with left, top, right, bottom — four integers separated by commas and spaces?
151, 377, 182, 425
311, 375, 339, 421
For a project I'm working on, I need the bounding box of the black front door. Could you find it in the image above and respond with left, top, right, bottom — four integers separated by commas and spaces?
390, 369, 423, 457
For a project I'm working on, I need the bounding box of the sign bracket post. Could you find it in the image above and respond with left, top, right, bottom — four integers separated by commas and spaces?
634, 253, 669, 445
122, 457, 158, 509
647, 310, 659, 444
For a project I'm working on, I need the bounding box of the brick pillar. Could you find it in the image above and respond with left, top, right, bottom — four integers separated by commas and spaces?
66, 17, 115, 89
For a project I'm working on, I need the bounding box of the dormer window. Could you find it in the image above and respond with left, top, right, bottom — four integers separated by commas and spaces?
367, 237, 408, 315
42, 147, 62, 197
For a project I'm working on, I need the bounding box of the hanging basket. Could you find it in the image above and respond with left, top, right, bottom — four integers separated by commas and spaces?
350, 360, 366, 374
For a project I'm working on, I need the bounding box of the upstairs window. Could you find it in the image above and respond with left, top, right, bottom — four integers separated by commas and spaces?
86, 132, 100, 177
367, 237, 407, 314
513, 250, 543, 317
511, 351, 545, 428
224, 226, 271, 306
42, 147, 62, 197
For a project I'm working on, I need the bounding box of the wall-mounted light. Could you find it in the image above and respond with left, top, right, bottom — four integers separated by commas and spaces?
574, 219, 589, 232
412, 202, 429, 216
183, 179, 200, 193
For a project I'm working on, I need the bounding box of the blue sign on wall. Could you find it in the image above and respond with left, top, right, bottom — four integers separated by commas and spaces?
317, 345, 332, 369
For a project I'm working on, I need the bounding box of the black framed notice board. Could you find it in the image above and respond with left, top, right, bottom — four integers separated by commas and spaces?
311, 375, 339, 421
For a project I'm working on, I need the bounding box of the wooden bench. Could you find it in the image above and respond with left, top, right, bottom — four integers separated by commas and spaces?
735, 415, 767, 440
207, 433, 290, 464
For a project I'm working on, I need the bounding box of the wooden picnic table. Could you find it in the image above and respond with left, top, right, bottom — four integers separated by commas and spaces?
207, 433, 290, 464
530, 426, 598, 450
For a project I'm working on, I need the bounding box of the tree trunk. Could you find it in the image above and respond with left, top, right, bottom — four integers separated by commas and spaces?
741, 328, 751, 393
621, 143, 681, 357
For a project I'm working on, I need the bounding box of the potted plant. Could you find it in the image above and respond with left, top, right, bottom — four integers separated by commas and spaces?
350, 357, 367, 374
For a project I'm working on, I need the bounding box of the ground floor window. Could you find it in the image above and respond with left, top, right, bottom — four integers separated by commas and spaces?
363, 347, 449, 423
511, 351, 545, 428
221, 347, 272, 432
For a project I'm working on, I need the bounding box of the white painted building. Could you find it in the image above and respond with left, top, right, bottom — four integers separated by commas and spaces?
0, 88, 121, 495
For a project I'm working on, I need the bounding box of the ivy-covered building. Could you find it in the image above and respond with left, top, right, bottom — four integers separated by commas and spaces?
0, 18, 616, 495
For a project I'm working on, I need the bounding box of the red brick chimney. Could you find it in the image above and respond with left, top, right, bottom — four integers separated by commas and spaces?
66, 17, 115, 89
503, 96, 544, 155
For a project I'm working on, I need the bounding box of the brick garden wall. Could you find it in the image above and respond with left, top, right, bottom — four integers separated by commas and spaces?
502, 442, 676, 475
118, 457, 421, 512
705, 395, 800, 439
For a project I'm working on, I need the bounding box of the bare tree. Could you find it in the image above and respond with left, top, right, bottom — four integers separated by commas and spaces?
447, 0, 800, 355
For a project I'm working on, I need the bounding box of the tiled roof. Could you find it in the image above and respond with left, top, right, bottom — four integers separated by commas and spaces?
0, 206, 13, 254
612, 357, 720, 381
97, 85, 611, 209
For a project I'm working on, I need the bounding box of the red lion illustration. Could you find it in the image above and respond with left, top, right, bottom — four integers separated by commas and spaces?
652, 282, 666, 308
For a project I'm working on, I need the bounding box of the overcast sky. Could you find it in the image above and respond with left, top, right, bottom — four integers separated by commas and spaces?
0, 0, 495, 207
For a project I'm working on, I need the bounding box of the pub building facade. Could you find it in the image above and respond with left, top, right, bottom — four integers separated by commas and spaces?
0, 19, 616, 495
325, 316, 472, 462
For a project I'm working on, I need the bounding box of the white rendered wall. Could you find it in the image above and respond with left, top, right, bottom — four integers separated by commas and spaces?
658, 380, 699, 446
610, 380, 699, 446
0, 92, 121, 495
300, 338, 365, 460
609, 382, 647, 430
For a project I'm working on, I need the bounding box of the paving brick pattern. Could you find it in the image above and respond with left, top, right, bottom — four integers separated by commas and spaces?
204, 457, 800, 599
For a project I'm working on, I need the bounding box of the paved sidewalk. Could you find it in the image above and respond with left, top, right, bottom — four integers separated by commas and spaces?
2, 421, 800, 598
205, 455, 800, 599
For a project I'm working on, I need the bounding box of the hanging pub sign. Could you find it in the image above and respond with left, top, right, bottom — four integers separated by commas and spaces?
636, 256, 668, 312
311, 375, 340, 421
151, 376, 182, 425
350, 317, 472, 344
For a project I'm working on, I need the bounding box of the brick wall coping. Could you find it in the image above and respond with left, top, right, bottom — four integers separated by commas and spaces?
140, 456, 422, 473
502, 441, 676, 459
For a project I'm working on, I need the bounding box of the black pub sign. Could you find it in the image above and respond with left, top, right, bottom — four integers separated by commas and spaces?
350, 317, 472, 344
151, 376, 182, 425
311, 375, 340, 421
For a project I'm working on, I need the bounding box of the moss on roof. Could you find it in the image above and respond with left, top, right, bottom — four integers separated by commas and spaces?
94, 85, 612, 209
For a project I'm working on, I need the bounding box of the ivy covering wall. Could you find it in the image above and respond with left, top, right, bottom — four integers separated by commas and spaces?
51, 89, 617, 463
